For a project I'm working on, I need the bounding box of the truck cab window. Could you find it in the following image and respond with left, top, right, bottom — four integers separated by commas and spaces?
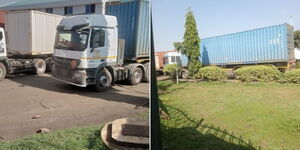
54, 28, 89, 51
171, 56, 176, 62
0, 31, 2, 41
0, 31, 3, 53
91, 28, 105, 48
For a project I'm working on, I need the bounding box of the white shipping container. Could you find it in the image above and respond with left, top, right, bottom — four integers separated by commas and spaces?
5, 10, 64, 55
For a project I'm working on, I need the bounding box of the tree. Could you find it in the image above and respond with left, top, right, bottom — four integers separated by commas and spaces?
295, 30, 300, 48
174, 8, 201, 78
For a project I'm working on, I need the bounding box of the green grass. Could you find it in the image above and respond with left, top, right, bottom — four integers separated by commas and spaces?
158, 80, 300, 150
0, 124, 107, 150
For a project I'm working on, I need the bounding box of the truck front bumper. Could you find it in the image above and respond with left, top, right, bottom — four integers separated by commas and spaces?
52, 67, 97, 87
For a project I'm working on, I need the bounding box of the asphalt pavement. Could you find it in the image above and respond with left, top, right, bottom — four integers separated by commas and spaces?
0, 73, 149, 141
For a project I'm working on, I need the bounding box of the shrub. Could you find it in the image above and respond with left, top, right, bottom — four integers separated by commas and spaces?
234, 65, 282, 82
195, 66, 226, 81
163, 64, 181, 80
284, 69, 300, 83
296, 61, 300, 69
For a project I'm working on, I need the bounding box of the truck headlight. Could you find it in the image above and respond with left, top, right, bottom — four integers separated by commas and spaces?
70, 60, 78, 69
73, 70, 87, 80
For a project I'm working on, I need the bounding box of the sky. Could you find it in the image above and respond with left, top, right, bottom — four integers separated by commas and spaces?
152, 0, 300, 51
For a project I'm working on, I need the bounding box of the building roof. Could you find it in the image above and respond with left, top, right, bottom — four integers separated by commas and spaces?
0, 0, 103, 10
0, 0, 138, 10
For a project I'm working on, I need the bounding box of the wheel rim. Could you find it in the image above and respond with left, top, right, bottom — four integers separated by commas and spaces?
134, 71, 142, 83
0, 69, 3, 77
37, 62, 44, 72
99, 75, 109, 87
182, 72, 187, 78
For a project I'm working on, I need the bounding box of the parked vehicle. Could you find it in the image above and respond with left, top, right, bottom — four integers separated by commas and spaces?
154, 50, 175, 74
0, 10, 64, 81
52, 0, 149, 91
295, 48, 300, 60
162, 51, 189, 78
201, 23, 295, 70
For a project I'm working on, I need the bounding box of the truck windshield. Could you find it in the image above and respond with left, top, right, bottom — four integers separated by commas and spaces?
54, 28, 90, 51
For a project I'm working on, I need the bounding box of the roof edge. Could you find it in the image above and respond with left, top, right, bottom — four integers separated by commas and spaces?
0, 0, 103, 10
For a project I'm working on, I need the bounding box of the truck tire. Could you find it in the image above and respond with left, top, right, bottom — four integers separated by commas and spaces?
95, 68, 112, 92
45, 57, 53, 72
142, 63, 150, 83
129, 67, 143, 85
181, 69, 188, 79
33, 59, 46, 75
0, 63, 6, 81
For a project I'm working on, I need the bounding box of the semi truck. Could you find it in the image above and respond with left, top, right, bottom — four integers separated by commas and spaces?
162, 51, 189, 78
52, 0, 149, 91
162, 23, 295, 78
201, 23, 295, 70
0, 10, 64, 81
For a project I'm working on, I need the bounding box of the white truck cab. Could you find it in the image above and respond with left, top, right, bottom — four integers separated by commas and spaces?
52, 14, 149, 91
0, 28, 6, 58
0, 28, 7, 80
163, 51, 189, 79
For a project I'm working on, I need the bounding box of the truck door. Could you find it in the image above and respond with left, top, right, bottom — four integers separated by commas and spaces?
90, 27, 117, 65
0, 28, 6, 57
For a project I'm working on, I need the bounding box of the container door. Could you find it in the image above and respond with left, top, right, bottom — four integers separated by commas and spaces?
0, 28, 6, 57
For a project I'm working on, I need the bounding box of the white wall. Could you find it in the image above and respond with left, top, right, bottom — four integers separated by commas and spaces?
73, 5, 85, 14
95, 3, 103, 14
53, 7, 64, 15
37, 8, 45, 12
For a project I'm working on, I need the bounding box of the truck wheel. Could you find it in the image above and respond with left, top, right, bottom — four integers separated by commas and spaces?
142, 63, 149, 83
181, 70, 188, 79
0, 63, 7, 81
129, 67, 143, 85
33, 59, 46, 75
45, 57, 53, 72
95, 68, 112, 92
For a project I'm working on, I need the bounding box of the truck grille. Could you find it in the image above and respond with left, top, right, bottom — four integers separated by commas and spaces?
52, 57, 78, 80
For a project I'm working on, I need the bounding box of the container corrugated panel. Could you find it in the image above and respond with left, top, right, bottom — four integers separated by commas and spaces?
6, 11, 31, 55
0, 10, 5, 26
6, 10, 64, 55
106, 0, 150, 61
201, 24, 294, 66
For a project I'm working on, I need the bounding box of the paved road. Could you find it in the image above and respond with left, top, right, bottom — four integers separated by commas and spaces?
0, 73, 149, 141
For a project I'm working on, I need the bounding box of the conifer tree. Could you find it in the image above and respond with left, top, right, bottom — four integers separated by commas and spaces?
174, 8, 201, 77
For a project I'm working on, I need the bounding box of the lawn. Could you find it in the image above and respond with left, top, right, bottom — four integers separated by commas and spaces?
158, 80, 300, 150
0, 124, 107, 150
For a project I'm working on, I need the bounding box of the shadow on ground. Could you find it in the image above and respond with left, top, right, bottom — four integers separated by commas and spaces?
6, 73, 149, 108
161, 105, 260, 150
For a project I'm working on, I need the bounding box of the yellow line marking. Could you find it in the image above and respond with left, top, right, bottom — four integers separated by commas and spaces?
80, 56, 117, 60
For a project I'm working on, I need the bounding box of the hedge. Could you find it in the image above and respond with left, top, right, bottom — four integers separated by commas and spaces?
284, 69, 300, 84
234, 65, 282, 82
195, 66, 226, 81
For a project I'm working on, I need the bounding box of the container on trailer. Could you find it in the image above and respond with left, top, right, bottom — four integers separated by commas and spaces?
201, 24, 294, 66
106, 0, 150, 61
0, 10, 5, 28
5, 10, 64, 56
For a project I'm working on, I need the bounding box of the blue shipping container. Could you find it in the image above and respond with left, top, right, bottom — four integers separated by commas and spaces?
201, 24, 294, 66
106, 0, 150, 61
